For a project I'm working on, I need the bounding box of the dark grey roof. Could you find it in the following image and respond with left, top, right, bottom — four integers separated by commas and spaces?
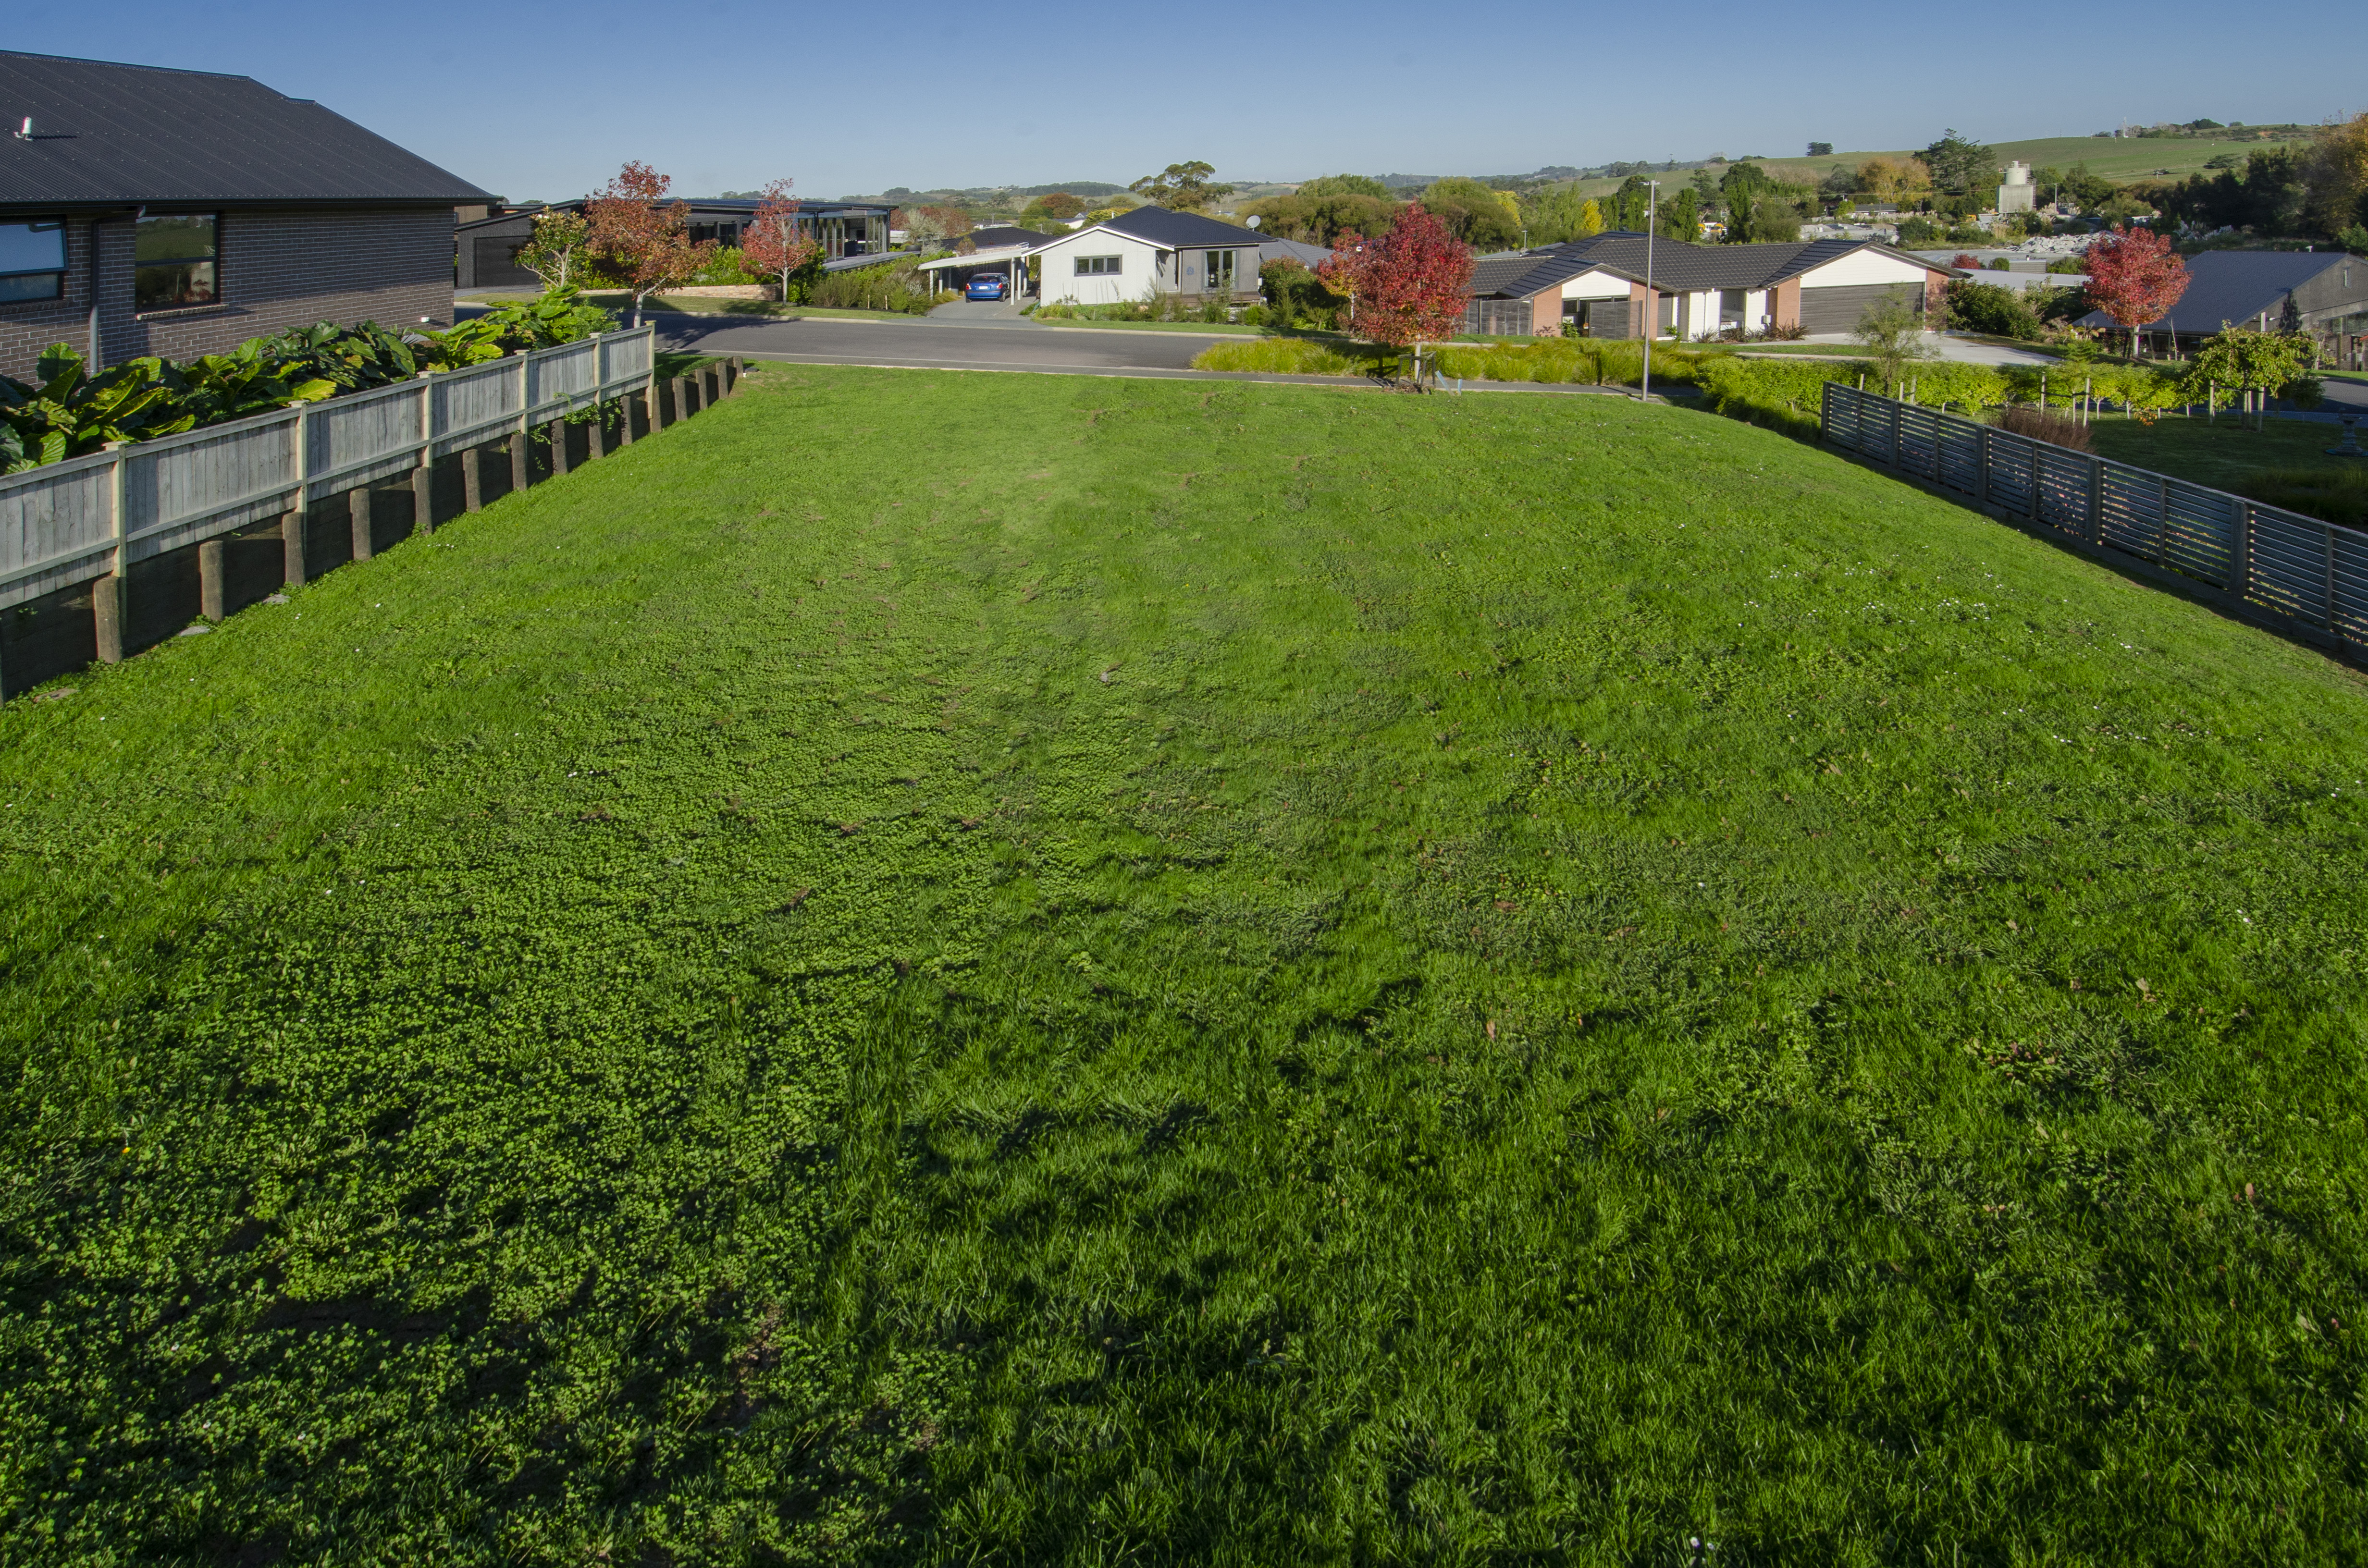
1258, 237, 1336, 268
1468, 248, 1644, 299
1099, 205, 1259, 247
963, 225, 1056, 250
1526, 233, 1952, 293
0, 50, 489, 208
2072, 249, 2347, 333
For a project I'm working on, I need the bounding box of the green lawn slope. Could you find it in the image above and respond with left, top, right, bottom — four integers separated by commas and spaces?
3, 368, 2364, 1563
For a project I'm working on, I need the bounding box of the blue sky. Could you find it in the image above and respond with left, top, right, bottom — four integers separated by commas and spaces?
12, 1, 2363, 201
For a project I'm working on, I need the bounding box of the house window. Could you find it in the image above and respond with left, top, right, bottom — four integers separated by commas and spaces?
1204, 249, 1236, 294
136, 213, 219, 311
0, 218, 67, 304
1074, 255, 1122, 275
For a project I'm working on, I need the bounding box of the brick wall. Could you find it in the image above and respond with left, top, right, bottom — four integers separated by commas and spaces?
0, 207, 454, 382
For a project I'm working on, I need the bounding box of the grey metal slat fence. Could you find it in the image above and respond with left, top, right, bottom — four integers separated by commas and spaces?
0, 327, 656, 613
1821, 380, 2368, 661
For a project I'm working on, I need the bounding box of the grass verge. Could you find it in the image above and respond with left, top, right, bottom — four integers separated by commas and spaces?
4, 367, 2365, 1563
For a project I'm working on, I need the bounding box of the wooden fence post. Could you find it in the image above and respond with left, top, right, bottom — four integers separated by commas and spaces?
675, 376, 695, 418
463, 447, 484, 513
286, 403, 313, 586
282, 509, 309, 587
412, 373, 435, 536
548, 417, 570, 477
350, 486, 374, 561
93, 441, 128, 663
198, 539, 225, 623
516, 348, 532, 486
618, 391, 637, 446
588, 403, 607, 461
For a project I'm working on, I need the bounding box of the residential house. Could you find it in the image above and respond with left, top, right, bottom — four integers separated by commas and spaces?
1, 50, 490, 381
912, 226, 1059, 293
1459, 232, 1957, 339
453, 198, 898, 292
2072, 249, 2368, 365
1031, 207, 1261, 306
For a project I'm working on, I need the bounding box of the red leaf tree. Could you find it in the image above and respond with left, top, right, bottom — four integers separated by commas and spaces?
585, 162, 715, 327
2083, 224, 2189, 355
1319, 204, 1474, 348
741, 179, 818, 303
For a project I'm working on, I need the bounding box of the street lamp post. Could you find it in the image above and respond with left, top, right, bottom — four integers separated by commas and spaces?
1642, 180, 1660, 402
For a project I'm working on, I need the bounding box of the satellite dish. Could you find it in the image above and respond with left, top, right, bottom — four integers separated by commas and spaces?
1246, 215, 1262, 229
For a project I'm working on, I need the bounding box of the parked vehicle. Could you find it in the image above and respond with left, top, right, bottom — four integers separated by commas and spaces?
965, 273, 1009, 301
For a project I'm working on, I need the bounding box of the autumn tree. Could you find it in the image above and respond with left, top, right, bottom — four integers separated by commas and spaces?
740, 179, 819, 303
585, 163, 715, 327
2084, 223, 2190, 355
1319, 203, 1474, 347
513, 207, 591, 289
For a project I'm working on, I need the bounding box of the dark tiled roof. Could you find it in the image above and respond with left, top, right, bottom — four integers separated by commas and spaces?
2072, 249, 2347, 333
1467, 248, 1644, 299
963, 225, 1056, 249
1099, 205, 1259, 247
0, 50, 489, 208
1524, 233, 1948, 293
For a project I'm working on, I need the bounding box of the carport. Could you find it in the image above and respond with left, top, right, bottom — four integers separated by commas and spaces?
916, 244, 1032, 299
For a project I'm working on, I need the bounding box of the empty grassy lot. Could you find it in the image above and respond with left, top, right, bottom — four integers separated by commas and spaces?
3, 368, 2365, 1565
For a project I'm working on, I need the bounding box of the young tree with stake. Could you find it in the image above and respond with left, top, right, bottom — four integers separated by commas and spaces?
740, 180, 819, 304
585, 163, 715, 328
2084, 224, 2189, 357
513, 208, 591, 290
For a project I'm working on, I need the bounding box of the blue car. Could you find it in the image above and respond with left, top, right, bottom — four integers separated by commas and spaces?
965, 273, 1009, 301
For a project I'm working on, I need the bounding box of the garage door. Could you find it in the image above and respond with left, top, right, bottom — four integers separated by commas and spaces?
472, 237, 540, 289
1799, 282, 1923, 335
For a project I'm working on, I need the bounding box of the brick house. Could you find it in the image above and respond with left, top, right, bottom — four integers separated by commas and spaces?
0, 50, 490, 382
1460, 231, 1960, 339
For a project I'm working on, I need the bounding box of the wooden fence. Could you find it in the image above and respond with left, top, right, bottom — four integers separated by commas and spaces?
1821, 380, 2368, 663
0, 330, 747, 696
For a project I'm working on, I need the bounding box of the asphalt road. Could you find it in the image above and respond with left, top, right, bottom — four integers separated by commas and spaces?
518, 307, 1239, 377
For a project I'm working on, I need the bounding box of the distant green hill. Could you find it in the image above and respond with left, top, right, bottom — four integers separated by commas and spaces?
1526, 130, 2314, 204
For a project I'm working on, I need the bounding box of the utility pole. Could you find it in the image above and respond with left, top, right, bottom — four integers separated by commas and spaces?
1642, 180, 1660, 402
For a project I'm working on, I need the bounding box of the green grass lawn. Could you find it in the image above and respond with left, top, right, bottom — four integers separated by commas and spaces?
2084, 413, 2368, 524
5, 368, 2366, 1564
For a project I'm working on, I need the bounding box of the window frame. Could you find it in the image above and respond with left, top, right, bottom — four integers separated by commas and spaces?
0, 217, 68, 305
1074, 253, 1123, 276
1204, 248, 1236, 294
134, 211, 222, 316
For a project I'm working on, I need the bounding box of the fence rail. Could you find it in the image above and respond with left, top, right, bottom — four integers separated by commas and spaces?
0, 327, 656, 614
1821, 380, 2368, 662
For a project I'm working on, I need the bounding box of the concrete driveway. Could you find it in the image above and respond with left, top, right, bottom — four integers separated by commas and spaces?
927, 297, 1033, 324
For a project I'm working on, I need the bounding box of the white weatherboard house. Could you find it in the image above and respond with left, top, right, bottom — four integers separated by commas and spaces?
1030, 206, 1262, 306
